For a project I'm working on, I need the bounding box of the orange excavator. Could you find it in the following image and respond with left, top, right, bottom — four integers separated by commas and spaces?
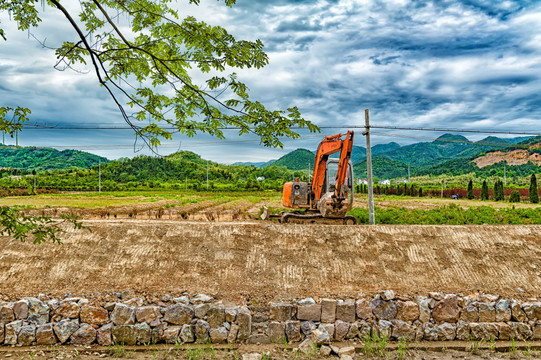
262, 131, 356, 224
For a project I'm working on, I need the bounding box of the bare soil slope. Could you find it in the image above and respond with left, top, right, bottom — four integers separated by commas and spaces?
1, 221, 540, 301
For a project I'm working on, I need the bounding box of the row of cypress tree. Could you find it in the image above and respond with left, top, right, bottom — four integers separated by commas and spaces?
466, 174, 539, 203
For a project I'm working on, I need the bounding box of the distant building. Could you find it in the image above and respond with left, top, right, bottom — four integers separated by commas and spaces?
379, 179, 391, 185
395, 178, 408, 184
256, 176, 265, 181
356, 178, 368, 185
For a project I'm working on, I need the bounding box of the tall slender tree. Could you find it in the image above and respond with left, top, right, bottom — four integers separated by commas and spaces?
467, 179, 474, 200
530, 174, 539, 204
481, 180, 489, 201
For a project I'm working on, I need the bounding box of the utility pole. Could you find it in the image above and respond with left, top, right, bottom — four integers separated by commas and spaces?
98, 160, 101, 193
504, 162, 507, 185
407, 164, 410, 183
206, 160, 209, 190
363, 109, 375, 225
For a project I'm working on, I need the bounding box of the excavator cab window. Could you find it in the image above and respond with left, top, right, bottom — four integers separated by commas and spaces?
325, 159, 354, 194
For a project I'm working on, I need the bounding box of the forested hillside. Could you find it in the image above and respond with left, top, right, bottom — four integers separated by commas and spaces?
0, 146, 108, 170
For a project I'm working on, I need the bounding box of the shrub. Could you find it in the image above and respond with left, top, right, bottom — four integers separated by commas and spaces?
509, 190, 521, 203
481, 180, 489, 200
530, 174, 539, 204
467, 180, 474, 200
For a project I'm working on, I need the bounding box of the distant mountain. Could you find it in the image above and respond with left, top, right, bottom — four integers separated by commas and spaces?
373, 142, 401, 154
233, 160, 275, 168
0, 146, 108, 171
272, 148, 314, 170
353, 157, 410, 180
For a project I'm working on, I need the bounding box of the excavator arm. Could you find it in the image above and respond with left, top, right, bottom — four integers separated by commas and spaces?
311, 131, 354, 201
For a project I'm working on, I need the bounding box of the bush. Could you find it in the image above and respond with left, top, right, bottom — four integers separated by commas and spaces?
509, 190, 521, 203
530, 174, 539, 204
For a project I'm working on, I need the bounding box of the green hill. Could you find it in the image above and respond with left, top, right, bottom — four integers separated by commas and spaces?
272, 148, 315, 170
0, 146, 108, 170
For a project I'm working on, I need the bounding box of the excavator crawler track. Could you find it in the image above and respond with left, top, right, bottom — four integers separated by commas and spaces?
279, 212, 357, 225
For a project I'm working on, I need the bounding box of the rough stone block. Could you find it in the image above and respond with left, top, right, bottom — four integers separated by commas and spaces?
164, 303, 194, 325
524, 302, 541, 321
460, 303, 479, 322
81, 305, 109, 326
285, 321, 301, 342
18, 324, 36, 345
181, 324, 195, 343
247, 334, 271, 344
163, 326, 181, 344
207, 305, 225, 328
210, 327, 228, 343
111, 303, 136, 326
267, 321, 285, 343
423, 323, 438, 341
511, 300, 528, 322
112, 325, 137, 345
391, 320, 415, 341
97, 323, 113, 346
26, 298, 49, 325
371, 299, 397, 321
396, 301, 420, 322
510, 322, 532, 341
297, 304, 321, 322
135, 323, 151, 344
334, 320, 349, 341
237, 307, 252, 341
320, 299, 336, 323
495, 300, 511, 322
227, 324, 239, 343
309, 326, 330, 345
432, 295, 459, 323
478, 302, 496, 322
13, 300, 29, 320
194, 304, 210, 318
377, 320, 392, 339
495, 322, 510, 340
470, 322, 498, 341
300, 321, 316, 336
195, 319, 210, 343
0, 305, 15, 324
355, 299, 372, 320
225, 307, 238, 322
71, 324, 97, 345
345, 322, 359, 339
36, 323, 57, 345
135, 306, 162, 324
415, 297, 431, 323
456, 321, 470, 341
53, 319, 79, 344
54, 302, 80, 320
336, 299, 355, 323
436, 323, 455, 341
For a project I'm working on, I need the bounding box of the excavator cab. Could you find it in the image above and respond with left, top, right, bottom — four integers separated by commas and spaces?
325, 159, 354, 210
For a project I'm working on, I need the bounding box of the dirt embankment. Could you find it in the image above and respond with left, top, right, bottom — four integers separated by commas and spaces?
1, 221, 540, 302
474, 149, 541, 168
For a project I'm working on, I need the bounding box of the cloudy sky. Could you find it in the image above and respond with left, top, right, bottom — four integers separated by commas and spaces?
1, 0, 540, 163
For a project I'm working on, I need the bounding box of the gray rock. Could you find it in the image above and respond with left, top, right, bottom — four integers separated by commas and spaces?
173, 296, 190, 305
456, 321, 470, 341
428, 292, 444, 301
111, 303, 136, 325
191, 294, 213, 305
270, 303, 295, 322
53, 319, 79, 344
301, 321, 316, 336
423, 323, 438, 341
180, 324, 195, 343
510, 322, 532, 341
164, 303, 194, 325
112, 325, 137, 345
0, 321, 4, 344
150, 323, 166, 344
195, 319, 210, 343
334, 320, 349, 341
225, 307, 238, 322
36, 323, 57, 345
415, 297, 431, 323
480, 294, 499, 302
320, 299, 336, 323
377, 320, 392, 339
460, 303, 479, 322
371, 299, 397, 320
227, 324, 239, 343
478, 302, 496, 322
320, 345, 332, 356
70, 324, 97, 345
379, 290, 395, 301
336, 299, 355, 323
285, 321, 302, 342
346, 322, 359, 339
436, 322, 456, 341
242, 353, 262, 360
26, 298, 49, 325
298, 298, 316, 305
355, 299, 372, 320
135, 323, 151, 345
210, 327, 228, 343
432, 295, 460, 323
511, 300, 528, 322
495, 300, 511, 322
18, 324, 36, 345
251, 321, 268, 334
358, 320, 372, 339
470, 323, 498, 341
135, 306, 162, 324
246, 334, 271, 344
252, 308, 269, 323
162, 326, 181, 344
207, 305, 225, 328
97, 323, 113, 346
523, 302, 541, 321
297, 304, 321, 322
321, 323, 334, 340
237, 307, 251, 341
267, 321, 285, 343
391, 320, 415, 341
194, 304, 210, 318
13, 300, 29, 320
297, 338, 316, 354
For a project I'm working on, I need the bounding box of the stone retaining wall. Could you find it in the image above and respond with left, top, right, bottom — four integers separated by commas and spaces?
1, 291, 541, 347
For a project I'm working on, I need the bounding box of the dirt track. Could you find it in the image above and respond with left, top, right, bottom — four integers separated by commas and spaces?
1, 220, 540, 302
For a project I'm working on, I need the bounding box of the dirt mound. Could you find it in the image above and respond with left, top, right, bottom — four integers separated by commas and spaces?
1, 221, 540, 302
474, 149, 541, 168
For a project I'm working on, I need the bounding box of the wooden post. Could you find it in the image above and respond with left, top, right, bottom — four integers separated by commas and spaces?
364, 109, 375, 225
